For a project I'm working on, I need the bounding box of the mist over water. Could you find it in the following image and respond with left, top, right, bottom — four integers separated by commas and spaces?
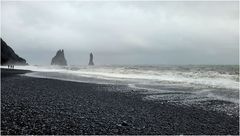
10, 65, 239, 88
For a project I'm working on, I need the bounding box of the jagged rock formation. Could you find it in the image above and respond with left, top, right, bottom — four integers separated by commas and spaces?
88, 52, 94, 66
1, 38, 28, 65
51, 49, 67, 66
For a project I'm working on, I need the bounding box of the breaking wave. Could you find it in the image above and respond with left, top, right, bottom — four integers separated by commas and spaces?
2, 65, 239, 106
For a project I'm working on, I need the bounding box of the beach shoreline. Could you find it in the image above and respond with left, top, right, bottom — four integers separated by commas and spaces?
1, 68, 239, 135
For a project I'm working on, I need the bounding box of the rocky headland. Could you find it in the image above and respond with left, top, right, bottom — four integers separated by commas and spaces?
1, 39, 28, 65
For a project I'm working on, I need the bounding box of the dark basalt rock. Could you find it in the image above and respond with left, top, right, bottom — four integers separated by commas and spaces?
88, 52, 94, 66
1, 38, 28, 65
51, 49, 67, 66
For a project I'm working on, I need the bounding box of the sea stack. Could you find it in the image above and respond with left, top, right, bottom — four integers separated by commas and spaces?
51, 49, 67, 66
1, 38, 28, 65
88, 52, 94, 66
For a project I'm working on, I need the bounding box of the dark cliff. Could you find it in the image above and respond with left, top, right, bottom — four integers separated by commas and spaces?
51, 49, 67, 66
1, 39, 28, 65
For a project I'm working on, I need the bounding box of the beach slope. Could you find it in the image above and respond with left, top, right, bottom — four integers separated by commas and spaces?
1, 68, 239, 135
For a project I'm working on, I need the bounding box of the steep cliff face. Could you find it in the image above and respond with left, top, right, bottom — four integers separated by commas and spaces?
88, 52, 94, 66
51, 49, 67, 66
1, 39, 28, 65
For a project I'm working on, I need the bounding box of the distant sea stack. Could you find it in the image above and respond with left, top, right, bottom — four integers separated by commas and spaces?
51, 49, 67, 66
88, 52, 94, 66
1, 38, 28, 65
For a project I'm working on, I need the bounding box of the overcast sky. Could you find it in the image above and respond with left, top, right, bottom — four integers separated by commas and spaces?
1, 1, 239, 65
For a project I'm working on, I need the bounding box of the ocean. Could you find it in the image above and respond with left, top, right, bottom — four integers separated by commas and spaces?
2, 65, 239, 115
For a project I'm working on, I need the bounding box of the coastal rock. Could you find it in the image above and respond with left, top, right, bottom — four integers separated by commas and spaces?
1, 38, 28, 65
51, 49, 67, 66
88, 52, 94, 66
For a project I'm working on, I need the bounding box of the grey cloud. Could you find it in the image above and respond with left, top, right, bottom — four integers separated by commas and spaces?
1, 1, 238, 65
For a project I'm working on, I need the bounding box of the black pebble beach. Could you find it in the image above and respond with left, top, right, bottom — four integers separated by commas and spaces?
1, 68, 239, 135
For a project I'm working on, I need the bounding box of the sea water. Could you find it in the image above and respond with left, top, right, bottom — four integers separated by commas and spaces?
3, 65, 239, 115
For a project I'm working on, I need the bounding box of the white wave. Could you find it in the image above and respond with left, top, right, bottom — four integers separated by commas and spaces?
2, 65, 239, 90
2, 65, 239, 106
76, 66, 239, 90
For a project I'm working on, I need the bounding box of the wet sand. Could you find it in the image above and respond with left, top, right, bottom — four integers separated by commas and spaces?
1, 68, 239, 135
